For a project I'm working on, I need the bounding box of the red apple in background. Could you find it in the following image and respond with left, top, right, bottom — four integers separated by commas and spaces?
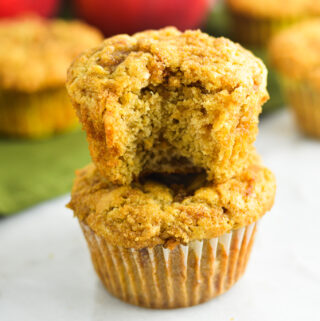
0, 0, 59, 18
73, 0, 213, 36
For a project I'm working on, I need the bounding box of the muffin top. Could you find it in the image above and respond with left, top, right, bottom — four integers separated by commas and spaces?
0, 16, 103, 92
67, 27, 267, 106
269, 19, 320, 89
68, 158, 276, 249
227, 0, 320, 18
67, 27, 268, 185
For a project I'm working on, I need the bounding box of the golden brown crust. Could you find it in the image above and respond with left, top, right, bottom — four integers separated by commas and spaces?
227, 0, 320, 18
68, 157, 276, 249
67, 27, 268, 185
269, 19, 320, 90
0, 16, 103, 92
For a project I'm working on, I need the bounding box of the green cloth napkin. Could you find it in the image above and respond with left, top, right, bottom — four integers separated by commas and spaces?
0, 129, 90, 215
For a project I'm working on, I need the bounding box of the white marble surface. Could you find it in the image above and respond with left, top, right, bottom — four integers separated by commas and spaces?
1, 110, 320, 321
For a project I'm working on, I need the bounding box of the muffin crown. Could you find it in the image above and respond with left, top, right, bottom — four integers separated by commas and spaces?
67, 27, 267, 101
68, 158, 276, 249
0, 16, 103, 92
269, 19, 320, 89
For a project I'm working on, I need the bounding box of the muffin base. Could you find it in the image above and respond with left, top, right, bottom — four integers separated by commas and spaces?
230, 13, 303, 46
282, 78, 320, 138
80, 221, 257, 309
0, 87, 78, 138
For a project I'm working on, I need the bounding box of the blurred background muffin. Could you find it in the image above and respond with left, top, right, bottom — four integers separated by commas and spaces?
269, 19, 320, 138
226, 0, 320, 47
0, 16, 102, 138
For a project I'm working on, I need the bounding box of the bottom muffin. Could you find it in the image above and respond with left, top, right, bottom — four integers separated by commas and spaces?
0, 87, 78, 138
68, 160, 276, 308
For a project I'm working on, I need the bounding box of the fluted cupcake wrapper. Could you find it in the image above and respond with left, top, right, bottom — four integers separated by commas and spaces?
230, 13, 303, 47
281, 78, 320, 138
80, 221, 257, 309
0, 87, 78, 138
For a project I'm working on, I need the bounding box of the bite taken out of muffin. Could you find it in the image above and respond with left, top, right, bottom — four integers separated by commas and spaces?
66, 27, 276, 309
0, 16, 103, 138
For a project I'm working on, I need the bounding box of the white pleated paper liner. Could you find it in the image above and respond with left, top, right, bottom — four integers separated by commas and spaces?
81, 221, 257, 309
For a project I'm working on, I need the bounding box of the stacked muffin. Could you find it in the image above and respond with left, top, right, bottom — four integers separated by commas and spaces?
66, 28, 276, 309
0, 16, 103, 138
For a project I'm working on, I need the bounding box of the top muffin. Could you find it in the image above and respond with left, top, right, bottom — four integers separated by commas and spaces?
0, 16, 103, 93
67, 27, 268, 185
269, 19, 320, 90
226, 0, 320, 19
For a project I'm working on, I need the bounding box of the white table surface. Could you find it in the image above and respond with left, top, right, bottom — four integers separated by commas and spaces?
1, 110, 320, 321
